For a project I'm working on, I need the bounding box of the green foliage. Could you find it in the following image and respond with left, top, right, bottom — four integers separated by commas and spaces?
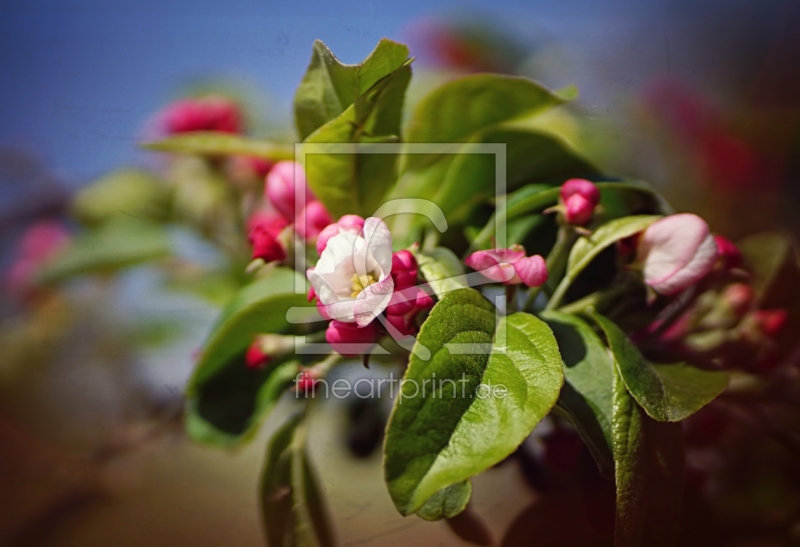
185, 268, 320, 445
260, 413, 335, 547
294, 39, 410, 140
589, 311, 728, 422
416, 247, 466, 297
142, 131, 294, 161
298, 40, 412, 218
542, 311, 614, 477
396, 76, 593, 226
611, 366, 647, 547
548, 215, 661, 308
415, 481, 473, 522
384, 289, 563, 516
36, 217, 171, 285
71, 168, 171, 226
404, 75, 574, 160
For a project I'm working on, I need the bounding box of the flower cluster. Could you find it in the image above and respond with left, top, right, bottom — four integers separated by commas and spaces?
307, 217, 433, 357
247, 161, 332, 264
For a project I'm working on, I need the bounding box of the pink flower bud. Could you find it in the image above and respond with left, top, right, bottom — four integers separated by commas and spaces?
512, 255, 549, 287
295, 370, 317, 395
385, 313, 418, 337
559, 179, 599, 226
162, 96, 242, 134
245, 340, 270, 369
315, 215, 365, 256
412, 287, 435, 310
721, 283, 754, 318
265, 161, 314, 221
385, 288, 416, 316
713, 235, 742, 270
753, 309, 787, 338
337, 214, 366, 233
248, 214, 288, 263
636, 214, 718, 295
563, 193, 595, 226
391, 250, 419, 288
561, 178, 601, 204
465, 245, 548, 287
465, 246, 525, 284
296, 200, 333, 240
326, 320, 380, 357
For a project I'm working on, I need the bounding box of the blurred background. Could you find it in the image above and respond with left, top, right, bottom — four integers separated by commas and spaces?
2, 0, 799, 545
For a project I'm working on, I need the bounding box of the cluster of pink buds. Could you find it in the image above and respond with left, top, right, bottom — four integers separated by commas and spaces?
557, 179, 601, 226
246, 161, 333, 264
465, 245, 548, 287
161, 96, 243, 135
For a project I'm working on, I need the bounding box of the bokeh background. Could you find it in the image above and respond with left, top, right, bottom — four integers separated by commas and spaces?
2, 0, 799, 545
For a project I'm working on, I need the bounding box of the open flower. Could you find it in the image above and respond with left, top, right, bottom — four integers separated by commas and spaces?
465, 245, 548, 287
307, 217, 394, 326
636, 213, 718, 295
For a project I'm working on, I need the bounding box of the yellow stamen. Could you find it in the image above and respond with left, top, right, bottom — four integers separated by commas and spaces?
350, 273, 377, 298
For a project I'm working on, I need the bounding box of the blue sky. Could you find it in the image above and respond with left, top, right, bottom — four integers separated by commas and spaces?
0, 0, 772, 186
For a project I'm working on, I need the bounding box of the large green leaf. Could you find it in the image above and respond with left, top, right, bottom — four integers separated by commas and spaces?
567, 215, 661, 281
142, 132, 294, 161
611, 366, 647, 547
302, 62, 412, 218
547, 215, 660, 309
404, 74, 574, 170
384, 289, 563, 516
294, 39, 410, 140
416, 247, 466, 297
71, 168, 172, 226
186, 357, 300, 446
185, 268, 320, 445
432, 127, 599, 223
260, 413, 335, 547
542, 311, 614, 478
640, 417, 685, 547
589, 311, 728, 422
189, 268, 316, 387
36, 217, 172, 285
415, 480, 472, 522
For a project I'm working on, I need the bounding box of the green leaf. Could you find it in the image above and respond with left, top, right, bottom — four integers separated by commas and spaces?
185, 268, 320, 445
548, 215, 660, 309
415, 481, 472, 521
738, 232, 799, 304
640, 417, 685, 547
260, 413, 335, 547
416, 247, 466, 298
384, 289, 563, 516
594, 180, 673, 216
567, 215, 661, 281
142, 132, 294, 161
189, 268, 316, 388
542, 311, 614, 478
611, 365, 647, 547
303, 62, 412, 218
432, 127, 599, 223
71, 168, 172, 226
36, 217, 171, 285
294, 39, 410, 140
589, 311, 729, 422
404, 74, 573, 170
